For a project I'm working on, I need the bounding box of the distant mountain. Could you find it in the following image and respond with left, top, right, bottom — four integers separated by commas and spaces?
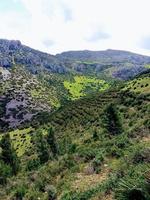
56, 49, 150, 63
0, 39, 150, 79
56, 49, 150, 79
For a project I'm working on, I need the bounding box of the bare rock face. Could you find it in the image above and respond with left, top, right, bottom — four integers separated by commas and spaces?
0, 39, 67, 73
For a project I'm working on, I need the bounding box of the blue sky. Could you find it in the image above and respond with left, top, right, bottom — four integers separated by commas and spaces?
0, 0, 25, 12
0, 0, 150, 55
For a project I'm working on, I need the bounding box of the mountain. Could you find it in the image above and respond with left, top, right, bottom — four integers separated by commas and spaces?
0, 39, 67, 74
0, 39, 150, 79
0, 39, 150, 131
56, 49, 150, 79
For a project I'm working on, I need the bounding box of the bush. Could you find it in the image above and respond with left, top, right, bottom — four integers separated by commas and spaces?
35, 130, 50, 164
92, 151, 105, 173
14, 185, 27, 200
77, 146, 97, 161
26, 158, 40, 171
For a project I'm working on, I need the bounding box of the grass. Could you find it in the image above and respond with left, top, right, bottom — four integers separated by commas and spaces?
64, 76, 110, 100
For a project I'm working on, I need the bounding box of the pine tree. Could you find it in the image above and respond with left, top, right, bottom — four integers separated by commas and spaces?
36, 130, 49, 164
0, 134, 19, 175
103, 103, 123, 135
47, 127, 58, 158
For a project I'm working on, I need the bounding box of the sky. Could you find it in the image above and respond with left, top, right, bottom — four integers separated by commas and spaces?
0, 0, 150, 55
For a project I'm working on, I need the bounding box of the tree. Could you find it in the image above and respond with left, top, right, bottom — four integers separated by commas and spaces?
47, 127, 58, 158
36, 130, 49, 164
103, 103, 123, 135
0, 134, 19, 175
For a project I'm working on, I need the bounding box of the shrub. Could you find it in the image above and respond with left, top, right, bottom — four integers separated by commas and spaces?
92, 151, 105, 173
26, 158, 40, 171
77, 146, 97, 161
131, 148, 150, 164
14, 185, 27, 200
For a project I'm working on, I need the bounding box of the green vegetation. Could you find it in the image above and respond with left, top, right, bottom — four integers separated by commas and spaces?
145, 64, 150, 69
9, 128, 33, 157
0, 70, 149, 199
0, 134, 20, 178
64, 76, 110, 99
124, 77, 150, 93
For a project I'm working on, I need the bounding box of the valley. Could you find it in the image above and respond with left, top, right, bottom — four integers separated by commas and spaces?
0, 40, 149, 200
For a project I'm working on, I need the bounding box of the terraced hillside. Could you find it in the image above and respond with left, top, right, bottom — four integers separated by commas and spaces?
0, 71, 149, 199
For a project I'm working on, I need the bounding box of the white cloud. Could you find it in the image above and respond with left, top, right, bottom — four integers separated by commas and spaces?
0, 0, 150, 55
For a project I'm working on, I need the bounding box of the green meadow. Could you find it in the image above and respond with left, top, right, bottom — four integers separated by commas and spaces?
64, 76, 110, 100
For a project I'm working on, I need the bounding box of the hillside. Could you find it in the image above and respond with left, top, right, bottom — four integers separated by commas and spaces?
1, 40, 150, 131
0, 66, 62, 131
0, 70, 149, 199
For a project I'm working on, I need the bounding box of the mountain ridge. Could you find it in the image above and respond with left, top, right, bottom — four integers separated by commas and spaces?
0, 39, 150, 79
